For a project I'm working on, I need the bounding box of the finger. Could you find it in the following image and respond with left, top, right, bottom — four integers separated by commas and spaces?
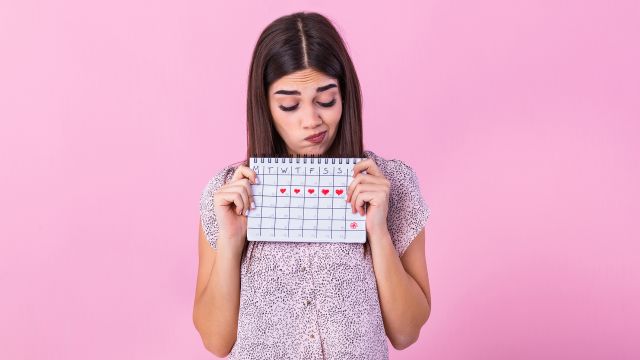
224, 184, 251, 215
347, 173, 386, 202
229, 178, 255, 209
355, 191, 376, 216
346, 175, 362, 203
231, 165, 259, 184
352, 158, 383, 178
214, 190, 247, 216
350, 183, 375, 213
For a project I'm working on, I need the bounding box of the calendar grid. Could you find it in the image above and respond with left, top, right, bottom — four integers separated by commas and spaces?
301, 165, 306, 237
314, 166, 320, 238
247, 157, 366, 243
288, 164, 292, 237
256, 158, 261, 237
331, 165, 336, 240
273, 170, 278, 236
343, 166, 348, 239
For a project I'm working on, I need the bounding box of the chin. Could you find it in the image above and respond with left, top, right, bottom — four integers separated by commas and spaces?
299, 146, 325, 156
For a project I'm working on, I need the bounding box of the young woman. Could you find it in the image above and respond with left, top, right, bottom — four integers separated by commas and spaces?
193, 11, 432, 359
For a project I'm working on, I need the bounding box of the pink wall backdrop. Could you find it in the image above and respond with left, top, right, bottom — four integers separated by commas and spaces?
1, 0, 638, 359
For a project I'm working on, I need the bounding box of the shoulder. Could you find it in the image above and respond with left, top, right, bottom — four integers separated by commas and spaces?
363, 149, 420, 186
364, 150, 430, 257
200, 161, 245, 210
202, 161, 244, 193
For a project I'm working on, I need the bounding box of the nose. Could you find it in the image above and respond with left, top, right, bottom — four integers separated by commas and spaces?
301, 106, 323, 129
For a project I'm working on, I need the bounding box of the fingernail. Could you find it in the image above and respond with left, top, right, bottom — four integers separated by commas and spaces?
251, 201, 256, 209
245, 209, 249, 216
254, 177, 259, 184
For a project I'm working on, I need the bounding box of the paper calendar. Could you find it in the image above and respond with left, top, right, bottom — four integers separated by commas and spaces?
247, 156, 367, 243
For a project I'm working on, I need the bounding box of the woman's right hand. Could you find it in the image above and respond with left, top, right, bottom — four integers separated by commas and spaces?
213, 165, 258, 255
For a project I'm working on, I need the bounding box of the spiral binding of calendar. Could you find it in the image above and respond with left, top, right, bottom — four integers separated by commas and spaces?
249, 155, 363, 164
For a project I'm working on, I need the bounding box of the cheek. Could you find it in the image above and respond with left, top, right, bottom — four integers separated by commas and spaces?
323, 102, 342, 126
271, 113, 296, 139
269, 102, 287, 128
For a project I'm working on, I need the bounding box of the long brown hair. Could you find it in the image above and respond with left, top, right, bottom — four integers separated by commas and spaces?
244, 11, 364, 163
239, 12, 370, 258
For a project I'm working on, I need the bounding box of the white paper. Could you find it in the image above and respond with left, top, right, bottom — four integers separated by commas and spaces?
247, 157, 367, 243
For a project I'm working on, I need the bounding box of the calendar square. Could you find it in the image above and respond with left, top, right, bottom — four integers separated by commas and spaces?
318, 208, 332, 219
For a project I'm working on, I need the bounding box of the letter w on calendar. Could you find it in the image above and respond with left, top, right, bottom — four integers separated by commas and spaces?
247, 157, 367, 243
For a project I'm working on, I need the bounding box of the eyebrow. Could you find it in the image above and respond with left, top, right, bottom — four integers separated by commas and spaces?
273, 83, 337, 96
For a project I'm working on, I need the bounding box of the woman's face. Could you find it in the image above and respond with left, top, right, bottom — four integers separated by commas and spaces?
268, 68, 342, 156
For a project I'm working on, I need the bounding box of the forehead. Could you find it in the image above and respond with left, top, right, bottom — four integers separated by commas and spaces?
269, 68, 337, 94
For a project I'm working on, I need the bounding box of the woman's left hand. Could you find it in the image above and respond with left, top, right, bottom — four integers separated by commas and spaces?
346, 158, 391, 239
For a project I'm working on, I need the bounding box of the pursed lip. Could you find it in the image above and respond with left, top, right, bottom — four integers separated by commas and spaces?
305, 130, 327, 140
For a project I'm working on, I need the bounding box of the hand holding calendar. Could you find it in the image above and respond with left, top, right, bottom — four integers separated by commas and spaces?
212, 165, 258, 254
347, 158, 391, 239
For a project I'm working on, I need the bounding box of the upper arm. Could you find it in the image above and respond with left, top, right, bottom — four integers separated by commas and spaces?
195, 219, 217, 301
386, 160, 431, 257
400, 227, 431, 307
200, 165, 234, 250
195, 167, 233, 301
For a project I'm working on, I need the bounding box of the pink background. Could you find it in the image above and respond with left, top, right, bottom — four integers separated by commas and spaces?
1, 0, 638, 359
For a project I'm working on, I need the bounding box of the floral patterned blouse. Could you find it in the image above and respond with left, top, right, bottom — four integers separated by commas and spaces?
199, 149, 431, 359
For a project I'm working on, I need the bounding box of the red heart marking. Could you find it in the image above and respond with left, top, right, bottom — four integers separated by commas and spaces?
308, 188, 315, 194
294, 188, 300, 194
335, 189, 344, 195
322, 189, 329, 195
280, 188, 286, 194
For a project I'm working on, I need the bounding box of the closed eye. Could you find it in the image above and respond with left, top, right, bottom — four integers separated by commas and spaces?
279, 104, 298, 112
319, 98, 336, 108
279, 98, 337, 112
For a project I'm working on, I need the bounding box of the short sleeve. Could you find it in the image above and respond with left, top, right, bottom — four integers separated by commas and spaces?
199, 165, 235, 250
385, 160, 431, 257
